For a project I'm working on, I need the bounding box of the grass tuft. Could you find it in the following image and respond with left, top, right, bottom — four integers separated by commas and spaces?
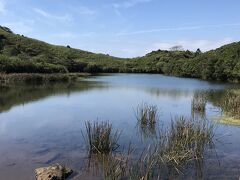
135, 103, 158, 126
82, 116, 216, 179
191, 94, 206, 113
84, 121, 120, 155
157, 116, 215, 173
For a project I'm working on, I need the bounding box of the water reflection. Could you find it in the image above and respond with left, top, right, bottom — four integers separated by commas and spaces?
0, 81, 106, 113
0, 74, 239, 179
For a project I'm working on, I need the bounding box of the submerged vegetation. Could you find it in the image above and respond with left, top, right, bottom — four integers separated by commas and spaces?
1, 26, 240, 82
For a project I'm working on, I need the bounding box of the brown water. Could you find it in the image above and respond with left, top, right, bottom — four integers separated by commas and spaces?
0, 74, 239, 179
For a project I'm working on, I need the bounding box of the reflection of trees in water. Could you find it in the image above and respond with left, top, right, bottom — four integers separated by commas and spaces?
0, 81, 106, 113
205, 89, 240, 120
191, 91, 207, 120
145, 88, 193, 99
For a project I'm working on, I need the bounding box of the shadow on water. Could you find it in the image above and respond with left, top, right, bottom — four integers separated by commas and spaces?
0, 80, 106, 113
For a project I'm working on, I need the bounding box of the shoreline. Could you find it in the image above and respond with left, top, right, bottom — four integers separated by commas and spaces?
0, 73, 91, 83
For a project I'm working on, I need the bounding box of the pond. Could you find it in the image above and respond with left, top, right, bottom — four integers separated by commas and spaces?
0, 74, 239, 179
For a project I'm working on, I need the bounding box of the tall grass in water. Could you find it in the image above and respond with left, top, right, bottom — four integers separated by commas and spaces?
191, 95, 206, 113
83, 117, 215, 179
135, 103, 158, 138
103, 117, 214, 179
85, 146, 132, 180
128, 146, 160, 180
135, 103, 158, 126
92, 146, 159, 180
84, 121, 120, 155
157, 116, 215, 173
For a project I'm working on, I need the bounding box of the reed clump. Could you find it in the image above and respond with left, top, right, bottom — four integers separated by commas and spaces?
135, 103, 158, 126
84, 121, 120, 155
157, 116, 214, 172
191, 96, 206, 113
135, 103, 158, 139
101, 153, 129, 180
83, 116, 215, 179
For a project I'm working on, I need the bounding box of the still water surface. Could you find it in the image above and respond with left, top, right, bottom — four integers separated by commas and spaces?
0, 74, 239, 179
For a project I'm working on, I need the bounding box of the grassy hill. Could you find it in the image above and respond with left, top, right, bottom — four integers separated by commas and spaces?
1, 26, 240, 82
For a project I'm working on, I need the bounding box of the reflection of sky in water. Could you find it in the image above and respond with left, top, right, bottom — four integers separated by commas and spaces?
0, 74, 239, 179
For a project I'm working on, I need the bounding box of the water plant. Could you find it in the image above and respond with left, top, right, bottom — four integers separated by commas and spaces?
82, 116, 216, 179
84, 121, 121, 155
128, 146, 159, 180
101, 153, 129, 180
221, 90, 240, 118
135, 103, 159, 139
157, 116, 215, 173
135, 103, 158, 126
191, 93, 207, 113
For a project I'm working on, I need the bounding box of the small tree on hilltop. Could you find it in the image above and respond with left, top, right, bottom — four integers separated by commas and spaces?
196, 48, 202, 54
169, 45, 184, 51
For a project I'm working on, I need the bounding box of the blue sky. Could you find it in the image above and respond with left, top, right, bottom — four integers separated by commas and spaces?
0, 0, 240, 57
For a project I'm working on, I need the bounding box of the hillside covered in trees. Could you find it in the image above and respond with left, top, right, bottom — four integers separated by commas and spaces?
0, 26, 240, 82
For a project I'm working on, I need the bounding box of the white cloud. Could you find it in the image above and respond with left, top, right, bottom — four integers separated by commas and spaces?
77, 6, 96, 15
110, 38, 235, 58
0, 0, 6, 14
34, 8, 72, 22
152, 38, 234, 52
117, 23, 240, 36
113, 0, 152, 9
52, 32, 96, 39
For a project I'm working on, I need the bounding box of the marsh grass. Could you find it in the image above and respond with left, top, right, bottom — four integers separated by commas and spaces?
84, 121, 121, 155
84, 146, 133, 180
89, 147, 160, 180
191, 96, 206, 113
135, 103, 158, 138
101, 149, 132, 180
82, 116, 215, 179
135, 103, 158, 126
221, 90, 240, 118
157, 116, 215, 173
128, 146, 160, 180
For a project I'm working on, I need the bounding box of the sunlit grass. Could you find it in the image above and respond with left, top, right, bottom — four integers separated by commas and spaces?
213, 115, 240, 126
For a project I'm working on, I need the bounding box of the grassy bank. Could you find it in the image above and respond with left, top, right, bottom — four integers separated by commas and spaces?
0, 73, 90, 83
